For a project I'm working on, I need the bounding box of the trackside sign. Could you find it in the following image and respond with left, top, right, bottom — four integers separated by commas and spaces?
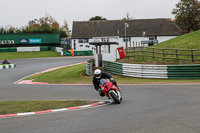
19, 39, 29, 44
0, 40, 14, 44
29, 39, 41, 43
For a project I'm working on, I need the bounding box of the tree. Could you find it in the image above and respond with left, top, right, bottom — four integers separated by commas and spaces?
0, 14, 70, 37
22, 14, 69, 37
122, 12, 133, 20
61, 20, 71, 36
0, 26, 6, 34
172, 0, 200, 32
0, 25, 19, 34
89, 16, 107, 21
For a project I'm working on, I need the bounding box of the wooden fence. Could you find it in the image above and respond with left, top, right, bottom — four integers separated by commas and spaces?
126, 47, 200, 62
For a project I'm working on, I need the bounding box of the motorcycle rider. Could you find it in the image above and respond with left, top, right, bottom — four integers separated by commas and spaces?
93, 69, 120, 97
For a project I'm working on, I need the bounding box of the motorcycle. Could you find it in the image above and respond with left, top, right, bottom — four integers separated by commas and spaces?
99, 78, 122, 104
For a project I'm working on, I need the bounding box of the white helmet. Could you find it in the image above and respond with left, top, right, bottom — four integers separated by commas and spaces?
94, 69, 102, 79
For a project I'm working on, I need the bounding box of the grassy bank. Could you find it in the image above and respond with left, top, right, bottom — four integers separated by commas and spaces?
152, 30, 200, 49
119, 30, 200, 64
26, 63, 200, 84
0, 100, 94, 115
0, 51, 60, 60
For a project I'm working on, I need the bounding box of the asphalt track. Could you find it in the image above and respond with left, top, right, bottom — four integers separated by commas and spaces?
1, 57, 200, 133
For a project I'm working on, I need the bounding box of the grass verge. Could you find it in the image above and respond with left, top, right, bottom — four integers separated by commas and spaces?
26, 63, 200, 84
0, 100, 95, 115
0, 51, 60, 60
26, 63, 92, 83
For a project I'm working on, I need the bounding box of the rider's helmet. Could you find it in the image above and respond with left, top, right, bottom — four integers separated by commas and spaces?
94, 69, 102, 79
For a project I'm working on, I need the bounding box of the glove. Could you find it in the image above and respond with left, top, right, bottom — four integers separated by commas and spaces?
110, 78, 114, 82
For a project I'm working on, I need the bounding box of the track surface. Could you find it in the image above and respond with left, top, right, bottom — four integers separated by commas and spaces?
1, 57, 200, 133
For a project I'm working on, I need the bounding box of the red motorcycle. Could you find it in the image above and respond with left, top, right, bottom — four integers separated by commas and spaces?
99, 78, 122, 104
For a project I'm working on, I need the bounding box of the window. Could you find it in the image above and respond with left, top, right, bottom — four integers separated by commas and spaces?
149, 37, 155, 40
85, 45, 90, 48
101, 38, 109, 42
78, 39, 83, 43
73, 40, 76, 50
84, 39, 88, 43
123, 38, 129, 42
78, 39, 88, 43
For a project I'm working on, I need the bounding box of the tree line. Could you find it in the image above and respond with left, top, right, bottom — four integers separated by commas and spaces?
0, 14, 70, 38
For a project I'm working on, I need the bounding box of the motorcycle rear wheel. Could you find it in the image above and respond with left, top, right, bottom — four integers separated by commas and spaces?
109, 91, 121, 104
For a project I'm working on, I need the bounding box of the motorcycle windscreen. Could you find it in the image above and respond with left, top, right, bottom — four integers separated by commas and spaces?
99, 79, 107, 86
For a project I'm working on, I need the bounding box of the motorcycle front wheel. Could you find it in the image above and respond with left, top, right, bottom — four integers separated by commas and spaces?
109, 90, 121, 104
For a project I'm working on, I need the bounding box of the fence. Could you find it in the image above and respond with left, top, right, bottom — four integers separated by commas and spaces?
126, 47, 200, 62
102, 60, 200, 79
103, 60, 123, 75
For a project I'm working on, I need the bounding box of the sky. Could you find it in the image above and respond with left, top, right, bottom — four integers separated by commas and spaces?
0, 0, 180, 31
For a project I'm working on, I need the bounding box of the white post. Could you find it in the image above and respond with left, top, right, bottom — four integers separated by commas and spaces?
125, 23, 127, 49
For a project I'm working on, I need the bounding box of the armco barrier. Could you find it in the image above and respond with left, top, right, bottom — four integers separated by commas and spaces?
74, 51, 93, 56
63, 51, 72, 56
86, 59, 94, 76
102, 61, 200, 79
63, 51, 93, 56
168, 65, 200, 79
103, 61, 123, 75
122, 63, 168, 79
0, 47, 17, 52
40, 46, 50, 51
0, 47, 54, 52
0, 64, 16, 69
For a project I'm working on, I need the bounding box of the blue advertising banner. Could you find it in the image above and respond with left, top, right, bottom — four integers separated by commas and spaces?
19, 39, 29, 44
61, 40, 68, 44
29, 39, 41, 43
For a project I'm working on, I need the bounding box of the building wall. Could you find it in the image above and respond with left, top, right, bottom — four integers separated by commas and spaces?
157, 36, 177, 43
71, 36, 179, 51
72, 39, 94, 51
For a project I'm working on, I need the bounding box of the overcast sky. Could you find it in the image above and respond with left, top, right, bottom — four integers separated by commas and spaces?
0, 0, 180, 30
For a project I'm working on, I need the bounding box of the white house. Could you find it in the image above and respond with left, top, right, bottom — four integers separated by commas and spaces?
71, 18, 181, 61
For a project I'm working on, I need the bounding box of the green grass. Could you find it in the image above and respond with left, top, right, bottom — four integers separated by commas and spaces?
153, 30, 200, 49
0, 51, 60, 60
26, 63, 200, 84
120, 30, 200, 64
0, 100, 94, 115
26, 63, 92, 83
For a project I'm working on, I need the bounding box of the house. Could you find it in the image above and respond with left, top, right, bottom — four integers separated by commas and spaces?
71, 18, 181, 52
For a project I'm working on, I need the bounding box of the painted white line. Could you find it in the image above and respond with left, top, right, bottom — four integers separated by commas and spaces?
17, 112, 35, 116
98, 101, 106, 104
79, 105, 92, 108
13, 72, 41, 84
51, 108, 68, 112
